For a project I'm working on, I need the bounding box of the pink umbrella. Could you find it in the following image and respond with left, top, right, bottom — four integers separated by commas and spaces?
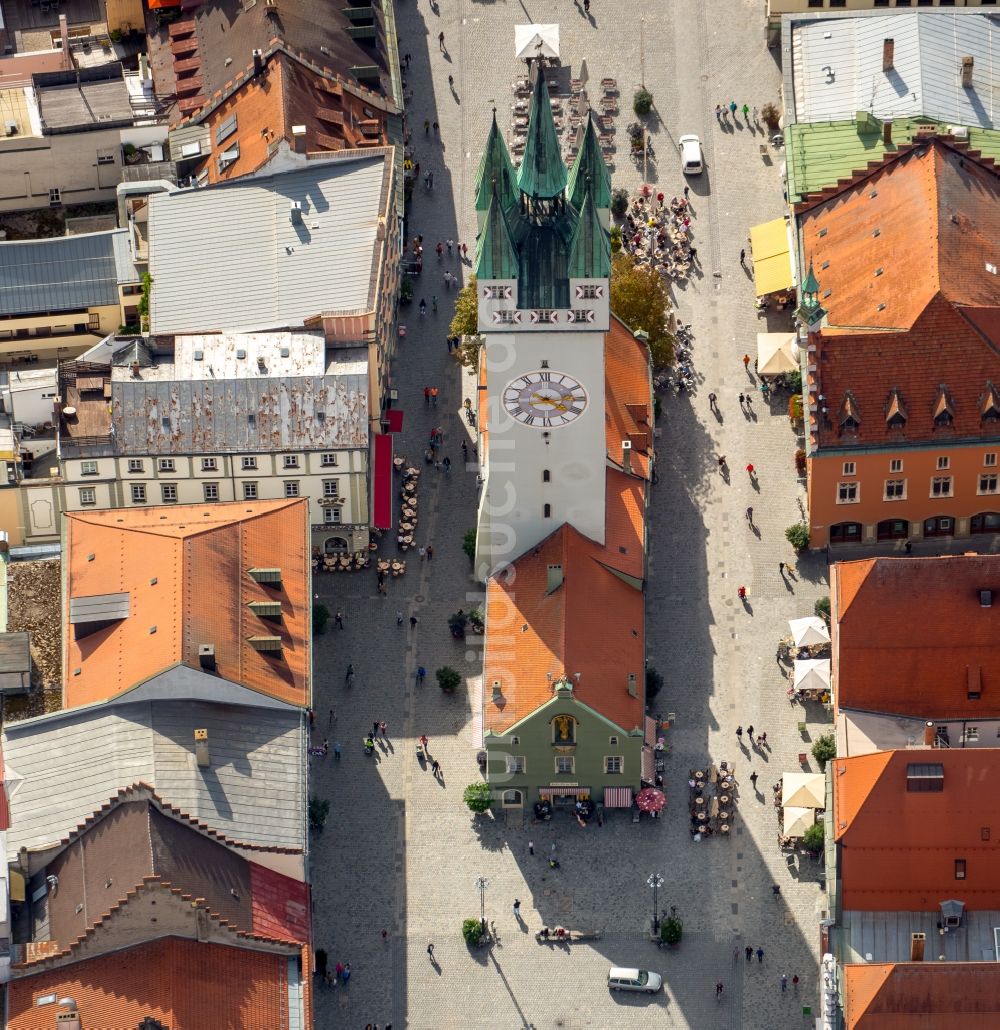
636, 787, 666, 812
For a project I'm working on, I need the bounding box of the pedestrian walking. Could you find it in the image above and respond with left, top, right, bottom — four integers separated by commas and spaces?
345, 663, 355, 685
382, 928, 389, 941
781, 974, 788, 993
432, 121, 439, 135
432, 295, 438, 312
528, 840, 534, 855
747, 725, 755, 741
416, 665, 426, 685
772, 884, 782, 896
550, 842, 557, 857
424, 385, 430, 406
448, 74, 454, 88
418, 545, 426, 559
684, 185, 690, 199
742, 103, 750, 120
736, 725, 744, 742
739, 248, 746, 266
442, 456, 450, 472
716, 982, 724, 998
759, 731, 768, 747
427, 170, 434, 189
396, 610, 403, 626
334, 742, 341, 760
426, 543, 434, 559
427, 943, 434, 959
746, 506, 754, 526
778, 561, 786, 575
372, 720, 379, 738
717, 454, 727, 470
461, 441, 468, 460
738, 392, 745, 408
742, 353, 751, 369
431, 759, 441, 777
430, 386, 439, 406
438, 30, 445, 50
752, 106, 758, 122
715, 104, 723, 120
444, 271, 452, 289
729, 100, 737, 117
446, 239, 454, 254
423, 119, 430, 135
757, 947, 764, 963
462, 242, 468, 259
328, 707, 336, 728
409, 615, 418, 629
335, 610, 345, 629
745, 392, 753, 408
792, 974, 799, 991
745, 945, 753, 961
746, 462, 755, 477
342, 962, 351, 983
737, 585, 747, 600
404, 52, 411, 68
583, 0, 590, 11
708, 392, 717, 410
380, 720, 388, 738
513, 899, 521, 918
750, 770, 758, 789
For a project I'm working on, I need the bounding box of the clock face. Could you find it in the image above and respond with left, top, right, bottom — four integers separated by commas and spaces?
502, 371, 588, 428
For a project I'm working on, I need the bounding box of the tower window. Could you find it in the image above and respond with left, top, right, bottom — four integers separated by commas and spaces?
543, 503, 552, 518
542, 469, 551, 483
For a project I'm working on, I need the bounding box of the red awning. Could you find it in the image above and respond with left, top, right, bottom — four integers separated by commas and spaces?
373, 434, 393, 530
539, 787, 589, 798
603, 787, 634, 808
385, 409, 404, 434
641, 746, 655, 784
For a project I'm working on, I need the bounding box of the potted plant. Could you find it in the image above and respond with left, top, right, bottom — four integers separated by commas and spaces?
660, 916, 683, 947
468, 607, 485, 635
463, 781, 492, 813
448, 610, 468, 638
611, 187, 628, 218
308, 795, 330, 833
811, 733, 836, 770
785, 523, 810, 552
436, 666, 461, 693
794, 449, 807, 475
462, 917, 486, 946
462, 528, 477, 562
399, 275, 414, 305
312, 602, 330, 636
814, 596, 831, 623
802, 822, 825, 856
633, 88, 653, 117
761, 102, 781, 130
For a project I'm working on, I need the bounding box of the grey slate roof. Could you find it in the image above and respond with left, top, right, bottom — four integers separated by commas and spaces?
147, 154, 390, 335
111, 372, 368, 454
791, 12, 1000, 127
3, 695, 306, 856
0, 229, 133, 317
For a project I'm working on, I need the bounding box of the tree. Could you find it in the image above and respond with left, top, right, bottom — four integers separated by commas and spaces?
463, 527, 477, 562
785, 523, 810, 552
660, 916, 682, 946
463, 781, 492, 813
437, 666, 462, 692
610, 253, 674, 367
814, 596, 831, 623
308, 795, 330, 832
802, 822, 825, 853
811, 733, 836, 769
609, 225, 623, 255
646, 666, 663, 701
633, 89, 653, 117
611, 187, 629, 218
761, 102, 781, 129
462, 917, 485, 945
312, 602, 330, 636
449, 275, 479, 339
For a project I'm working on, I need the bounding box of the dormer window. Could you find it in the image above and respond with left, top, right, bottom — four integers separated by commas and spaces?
838, 392, 861, 435
885, 388, 907, 430
981, 383, 1000, 424
933, 386, 954, 428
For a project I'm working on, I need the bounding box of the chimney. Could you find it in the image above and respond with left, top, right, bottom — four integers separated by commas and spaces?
923, 721, 935, 746
194, 728, 210, 768
910, 933, 926, 962
883, 120, 893, 147
961, 56, 974, 89
289, 200, 303, 225
59, 14, 69, 61
198, 643, 216, 671
130, 361, 140, 378
138, 52, 150, 82
252, 48, 264, 77
622, 439, 632, 473
546, 564, 564, 593
291, 124, 307, 154
882, 38, 894, 73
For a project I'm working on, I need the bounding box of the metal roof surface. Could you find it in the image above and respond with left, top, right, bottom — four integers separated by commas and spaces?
2, 697, 305, 855
791, 12, 1000, 128
0, 632, 30, 673
0, 229, 131, 316
147, 155, 389, 334
69, 592, 131, 624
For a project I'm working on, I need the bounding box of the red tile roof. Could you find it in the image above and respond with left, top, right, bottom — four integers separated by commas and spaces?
605, 315, 653, 479
844, 962, 1000, 1029
250, 862, 311, 944
833, 749, 1000, 910
7, 938, 295, 1030
64, 499, 311, 709
833, 555, 1000, 719
798, 138, 1000, 449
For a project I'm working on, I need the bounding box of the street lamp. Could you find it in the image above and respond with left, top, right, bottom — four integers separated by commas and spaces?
475, 876, 490, 933
647, 873, 664, 934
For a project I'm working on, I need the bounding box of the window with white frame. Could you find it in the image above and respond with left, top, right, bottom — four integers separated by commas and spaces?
937, 456, 950, 470
78, 487, 96, 506
324, 507, 342, 523
127, 459, 144, 474
842, 461, 856, 476
161, 484, 178, 503
985, 453, 998, 468
321, 453, 338, 467
979, 474, 998, 495
158, 458, 175, 472
323, 479, 340, 497
506, 756, 525, 774
932, 476, 953, 497
486, 285, 506, 299
243, 481, 258, 499
131, 484, 146, 503
283, 455, 299, 469
964, 726, 980, 743
284, 480, 300, 497
241, 456, 257, 470
81, 460, 98, 476
609, 736, 619, 746
203, 482, 219, 501
884, 479, 906, 500
580, 284, 600, 299
837, 482, 859, 504
201, 457, 217, 471
555, 756, 575, 774
496, 309, 515, 324
890, 458, 903, 473
605, 756, 623, 774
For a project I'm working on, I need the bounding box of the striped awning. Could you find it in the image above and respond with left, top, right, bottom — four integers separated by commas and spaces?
604, 786, 633, 808
641, 747, 655, 784
539, 786, 589, 798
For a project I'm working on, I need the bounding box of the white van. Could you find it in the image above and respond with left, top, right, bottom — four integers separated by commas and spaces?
679, 135, 704, 175
608, 967, 663, 993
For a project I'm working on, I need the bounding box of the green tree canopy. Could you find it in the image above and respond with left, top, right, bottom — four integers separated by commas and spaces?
610, 253, 674, 368
463, 781, 492, 813
449, 275, 479, 339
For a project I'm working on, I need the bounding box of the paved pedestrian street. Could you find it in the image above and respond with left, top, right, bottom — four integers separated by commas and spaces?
309, 1, 831, 1026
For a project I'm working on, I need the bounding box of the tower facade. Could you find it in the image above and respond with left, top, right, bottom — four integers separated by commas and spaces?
474, 67, 613, 576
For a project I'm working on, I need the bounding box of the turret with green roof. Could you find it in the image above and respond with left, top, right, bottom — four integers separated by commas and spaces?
516, 65, 567, 201
567, 184, 610, 281
475, 182, 519, 283
567, 116, 611, 224
474, 110, 519, 232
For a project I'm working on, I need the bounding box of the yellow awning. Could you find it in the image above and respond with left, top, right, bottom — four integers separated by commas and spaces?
9, 868, 25, 903
750, 217, 794, 296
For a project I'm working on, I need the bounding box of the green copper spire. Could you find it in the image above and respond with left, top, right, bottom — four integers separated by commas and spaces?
567, 184, 611, 280
796, 260, 826, 327
475, 110, 518, 214
475, 183, 519, 281
567, 116, 611, 213
516, 65, 567, 201
801, 260, 820, 295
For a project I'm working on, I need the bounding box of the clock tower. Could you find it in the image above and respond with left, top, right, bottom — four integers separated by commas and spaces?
473, 65, 612, 577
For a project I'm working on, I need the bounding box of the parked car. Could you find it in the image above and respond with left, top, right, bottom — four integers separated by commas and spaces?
678, 135, 703, 175
608, 967, 663, 994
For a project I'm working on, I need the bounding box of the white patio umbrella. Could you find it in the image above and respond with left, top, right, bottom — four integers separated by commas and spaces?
789, 616, 830, 647
782, 772, 825, 809
794, 659, 831, 693
783, 806, 815, 838
757, 332, 800, 375
515, 24, 560, 61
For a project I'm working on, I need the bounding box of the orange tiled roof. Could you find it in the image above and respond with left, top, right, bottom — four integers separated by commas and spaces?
833, 556, 1000, 719
833, 749, 1000, 911
483, 493, 645, 734
844, 962, 1000, 1029
7, 937, 294, 1030
798, 138, 1000, 449
64, 499, 310, 709
605, 314, 653, 479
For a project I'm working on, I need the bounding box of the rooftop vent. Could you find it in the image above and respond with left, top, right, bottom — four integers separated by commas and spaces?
248, 600, 283, 620
289, 200, 303, 225
236, 349, 246, 360
981, 590, 993, 608
194, 728, 210, 768
193, 350, 204, 361
280, 347, 290, 357
248, 567, 282, 585
249, 635, 284, 652
961, 56, 974, 89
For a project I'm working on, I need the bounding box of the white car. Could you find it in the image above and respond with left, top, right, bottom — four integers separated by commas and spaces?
608, 967, 663, 994
679, 135, 704, 175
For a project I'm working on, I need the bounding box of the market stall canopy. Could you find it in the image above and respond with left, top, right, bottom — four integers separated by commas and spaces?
515, 24, 560, 60
757, 332, 800, 375
783, 806, 815, 837
635, 786, 666, 812
794, 658, 831, 692
782, 772, 825, 809
789, 616, 831, 647
749, 217, 794, 297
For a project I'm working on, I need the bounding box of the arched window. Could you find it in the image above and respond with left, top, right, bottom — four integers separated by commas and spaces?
501, 790, 523, 808
543, 503, 552, 518
542, 469, 551, 483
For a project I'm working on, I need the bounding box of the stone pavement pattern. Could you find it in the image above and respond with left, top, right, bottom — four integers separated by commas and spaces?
308, 1, 830, 1026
